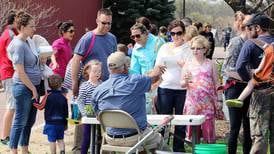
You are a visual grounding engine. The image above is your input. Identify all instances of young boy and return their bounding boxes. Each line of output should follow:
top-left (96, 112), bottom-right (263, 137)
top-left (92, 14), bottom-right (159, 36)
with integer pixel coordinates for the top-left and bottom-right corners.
top-left (225, 40), bottom-right (274, 107)
top-left (43, 74), bottom-right (68, 154)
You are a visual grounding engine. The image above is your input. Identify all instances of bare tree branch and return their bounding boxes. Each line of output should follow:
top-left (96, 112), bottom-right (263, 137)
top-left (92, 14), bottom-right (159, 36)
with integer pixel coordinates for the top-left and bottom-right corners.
top-left (251, 0), bottom-right (263, 12)
top-left (0, 0), bottom-right (59, 38)
top-left (262, 1), bottom-right (274, 13)
top-left (0, 0), bottom-right (16, 32)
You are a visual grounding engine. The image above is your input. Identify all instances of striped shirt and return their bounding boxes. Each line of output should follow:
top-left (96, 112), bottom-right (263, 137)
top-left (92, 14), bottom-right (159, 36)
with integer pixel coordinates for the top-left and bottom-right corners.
top-left (77, 81), bottom-right (98, 116)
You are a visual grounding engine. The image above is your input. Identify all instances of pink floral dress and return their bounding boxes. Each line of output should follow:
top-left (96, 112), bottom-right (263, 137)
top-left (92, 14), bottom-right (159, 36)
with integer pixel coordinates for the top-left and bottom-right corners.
top-left (182, 59), bottom-right (218, 143)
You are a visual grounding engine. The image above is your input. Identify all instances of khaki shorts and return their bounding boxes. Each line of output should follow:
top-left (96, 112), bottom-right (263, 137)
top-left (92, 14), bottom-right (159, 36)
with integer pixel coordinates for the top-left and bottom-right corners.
top-left (105, 127), bottom-right (163, 149)
top-left (2, 78), bottom-right (16, 109)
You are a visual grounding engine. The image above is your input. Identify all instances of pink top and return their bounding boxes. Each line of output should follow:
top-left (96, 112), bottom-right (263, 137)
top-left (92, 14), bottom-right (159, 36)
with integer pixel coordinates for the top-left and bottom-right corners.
top-left (50, 37), bottom-right (72, 78)
top-left (182, 59), bottom-right (218, 120)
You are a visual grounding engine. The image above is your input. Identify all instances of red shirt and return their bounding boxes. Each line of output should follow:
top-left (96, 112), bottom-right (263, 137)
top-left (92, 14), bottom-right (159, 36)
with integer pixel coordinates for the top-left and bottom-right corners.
top-left (0, 26), bottom-right (18, 80)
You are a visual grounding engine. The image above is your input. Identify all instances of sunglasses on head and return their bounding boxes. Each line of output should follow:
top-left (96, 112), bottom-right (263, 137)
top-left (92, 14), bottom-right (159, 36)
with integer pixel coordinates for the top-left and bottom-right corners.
top-left (67, 29), bottom-right (75, 33)
top-left (170, 31), bottom-right (183, 36)
top-left (190, 47), bottom-right (205, 51)
top-left (101, 21), bottom-right (112, 25)
top-left (130, 34), bottom-right (142, 39)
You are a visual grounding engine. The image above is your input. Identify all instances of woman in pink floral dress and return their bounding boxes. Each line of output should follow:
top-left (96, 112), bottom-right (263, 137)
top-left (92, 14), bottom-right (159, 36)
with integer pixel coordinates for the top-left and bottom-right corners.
top-left (180, 35), bottom-right (221, 143)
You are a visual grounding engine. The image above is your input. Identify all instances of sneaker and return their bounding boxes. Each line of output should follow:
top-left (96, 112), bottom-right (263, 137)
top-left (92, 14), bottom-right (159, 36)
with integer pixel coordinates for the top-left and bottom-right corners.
top-left (225, 99), bottom-right (243, 108)
top-left (0, 136), bottom-right (10, 145)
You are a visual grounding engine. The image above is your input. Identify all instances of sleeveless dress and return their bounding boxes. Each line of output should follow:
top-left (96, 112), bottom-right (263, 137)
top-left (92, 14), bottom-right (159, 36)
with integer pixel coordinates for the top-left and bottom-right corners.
top-left (182, 58), bottom-right (217, 143)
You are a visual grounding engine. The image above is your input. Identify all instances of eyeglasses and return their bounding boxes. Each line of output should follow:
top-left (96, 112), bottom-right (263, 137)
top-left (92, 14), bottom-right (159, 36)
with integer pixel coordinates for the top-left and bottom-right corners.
top-left (170, 31), bottom-right (183, 36)
top-left (190, 47), bottom-right (205, 51)
top-left (130, 34), bottom-right (142, 39)
top-left (101, 21), bottom-right (112, 25)
top-left (67, 29), bottom-right (75, 33)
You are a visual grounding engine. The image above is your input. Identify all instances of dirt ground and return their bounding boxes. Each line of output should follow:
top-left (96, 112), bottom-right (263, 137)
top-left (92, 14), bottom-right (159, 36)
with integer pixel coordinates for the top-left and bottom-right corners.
top-left (0, 124), bottom-right (75, 154)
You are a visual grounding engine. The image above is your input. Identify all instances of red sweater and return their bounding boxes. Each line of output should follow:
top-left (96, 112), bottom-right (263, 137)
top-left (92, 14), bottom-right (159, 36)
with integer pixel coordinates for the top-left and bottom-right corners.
top-left (0, 26), bottom-right (17, 80)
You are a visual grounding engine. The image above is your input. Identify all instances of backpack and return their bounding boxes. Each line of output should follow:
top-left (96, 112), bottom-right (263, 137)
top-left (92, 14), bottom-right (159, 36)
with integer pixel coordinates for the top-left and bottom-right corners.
top-left (251, 39), bottom-right (274, 84)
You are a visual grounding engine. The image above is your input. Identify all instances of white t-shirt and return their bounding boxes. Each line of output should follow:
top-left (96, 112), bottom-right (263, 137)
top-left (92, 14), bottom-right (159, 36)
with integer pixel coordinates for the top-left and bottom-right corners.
top-left (155, 42), bottom-right (192, 90)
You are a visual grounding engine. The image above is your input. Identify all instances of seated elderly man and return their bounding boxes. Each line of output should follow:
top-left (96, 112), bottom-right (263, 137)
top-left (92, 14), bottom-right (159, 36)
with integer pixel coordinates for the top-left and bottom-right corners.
top-left (91, 51), bottom-right (167, 149)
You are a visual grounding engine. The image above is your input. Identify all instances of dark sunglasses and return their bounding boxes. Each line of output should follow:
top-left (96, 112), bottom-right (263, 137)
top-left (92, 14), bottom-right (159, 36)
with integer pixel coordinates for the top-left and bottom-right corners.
top-left (130, 34), bottom-right (142, 39)
top-left (170, 31), bottom-right (183, 36)
top-left (101, 21), bottom-right (112, 25)
top-left (67, 29), bottom-right (75, 33)
top-left (190, 47), bottom-right (205, 51)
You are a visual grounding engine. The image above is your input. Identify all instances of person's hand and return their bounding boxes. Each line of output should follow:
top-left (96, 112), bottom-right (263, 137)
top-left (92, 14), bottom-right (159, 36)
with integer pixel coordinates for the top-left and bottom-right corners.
top-left (183, 71), bottom-right (192, 83)
top-left (51, 62), bottom-right (59, 70)
top-left (31, 88), bottom-right (39, 102)
top-left (177, 60), bottom-right (185, 68)
top-left (127, 43), bottom-right (133, 49)
top-left (72, 82), bottom-right (79, 97)
top-left (154, 65), bottom-right (166, 76)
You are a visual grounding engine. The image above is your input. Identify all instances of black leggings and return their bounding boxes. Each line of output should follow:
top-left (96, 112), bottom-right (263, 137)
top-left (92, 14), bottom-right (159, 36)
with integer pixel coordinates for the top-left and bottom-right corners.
top-left (225, 82), bottom-right (252, 154)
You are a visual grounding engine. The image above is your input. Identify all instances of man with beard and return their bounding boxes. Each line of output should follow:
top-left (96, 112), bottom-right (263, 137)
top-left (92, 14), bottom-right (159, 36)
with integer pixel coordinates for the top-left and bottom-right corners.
top-left (236, 13), bottom-right (274, 154)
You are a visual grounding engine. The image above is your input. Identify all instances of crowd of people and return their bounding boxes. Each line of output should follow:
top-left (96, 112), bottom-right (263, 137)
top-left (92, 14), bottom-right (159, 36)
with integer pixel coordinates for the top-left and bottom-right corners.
top-left (0, 7), bottom-right (273, 154)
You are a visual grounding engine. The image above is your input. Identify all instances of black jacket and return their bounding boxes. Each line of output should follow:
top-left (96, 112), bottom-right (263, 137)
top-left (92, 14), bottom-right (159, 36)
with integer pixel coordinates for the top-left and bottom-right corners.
top-left (44, 90), bottom-right (68, 125)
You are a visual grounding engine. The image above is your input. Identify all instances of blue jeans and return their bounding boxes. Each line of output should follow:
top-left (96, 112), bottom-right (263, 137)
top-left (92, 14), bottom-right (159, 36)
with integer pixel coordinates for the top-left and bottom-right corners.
top-left (156, 87), bottom-right (186, 152)
top-left (225, 81), bottom-right (252, 154)
top-left (9, 83), bottom-right (37, 149)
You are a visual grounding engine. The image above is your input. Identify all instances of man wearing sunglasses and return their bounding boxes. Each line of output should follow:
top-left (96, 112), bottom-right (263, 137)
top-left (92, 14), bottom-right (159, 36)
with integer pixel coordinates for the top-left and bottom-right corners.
top-left (70, 8), bottom-right (117, 153)
top-left (71, 8), bottom-right (117, 97)
top-left (236, 13), bottom-right (274, 154)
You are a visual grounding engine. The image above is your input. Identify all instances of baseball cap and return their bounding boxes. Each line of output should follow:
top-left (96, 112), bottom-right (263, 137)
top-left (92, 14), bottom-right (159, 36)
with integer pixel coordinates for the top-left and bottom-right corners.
top-left (245, 13), bottom-right (270, 29)
top-left (107, 52), bottom-right (128, 69)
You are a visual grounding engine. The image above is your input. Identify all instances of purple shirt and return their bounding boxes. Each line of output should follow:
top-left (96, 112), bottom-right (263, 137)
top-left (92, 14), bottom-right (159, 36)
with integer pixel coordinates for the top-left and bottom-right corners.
top-left (50, 37), bottom-right (72, 78)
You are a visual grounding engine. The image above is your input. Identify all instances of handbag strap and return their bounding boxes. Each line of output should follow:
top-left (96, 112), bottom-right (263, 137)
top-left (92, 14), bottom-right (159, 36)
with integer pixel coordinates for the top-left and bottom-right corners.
top-left (82, 31), bottom-right (96, 62)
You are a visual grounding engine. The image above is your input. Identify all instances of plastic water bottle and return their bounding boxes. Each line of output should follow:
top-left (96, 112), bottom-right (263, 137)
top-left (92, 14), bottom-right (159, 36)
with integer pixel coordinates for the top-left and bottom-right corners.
top-left (71, 97), bottom-right (79, 120)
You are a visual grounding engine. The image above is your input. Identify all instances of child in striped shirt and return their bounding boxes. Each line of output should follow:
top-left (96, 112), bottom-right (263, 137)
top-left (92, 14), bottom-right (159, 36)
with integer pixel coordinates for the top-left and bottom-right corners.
top-left (76, 59), bottom-right (102, 154)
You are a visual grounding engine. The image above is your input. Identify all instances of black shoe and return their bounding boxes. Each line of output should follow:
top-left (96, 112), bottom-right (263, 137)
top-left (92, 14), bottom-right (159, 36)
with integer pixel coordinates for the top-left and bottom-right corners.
top-left (0, 136), bottom-right (10, 145)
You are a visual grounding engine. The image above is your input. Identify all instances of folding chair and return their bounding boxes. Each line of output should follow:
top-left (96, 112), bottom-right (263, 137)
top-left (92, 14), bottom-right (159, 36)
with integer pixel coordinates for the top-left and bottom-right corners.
top-left (98, 110), bottom-right (158, 153)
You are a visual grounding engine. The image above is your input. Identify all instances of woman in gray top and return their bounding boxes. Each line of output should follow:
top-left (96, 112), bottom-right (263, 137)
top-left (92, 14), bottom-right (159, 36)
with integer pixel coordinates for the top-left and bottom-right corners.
top-left (222, 12), bottom-right (252, 154)
top-left (8, 11), bottom-right (41, 154)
